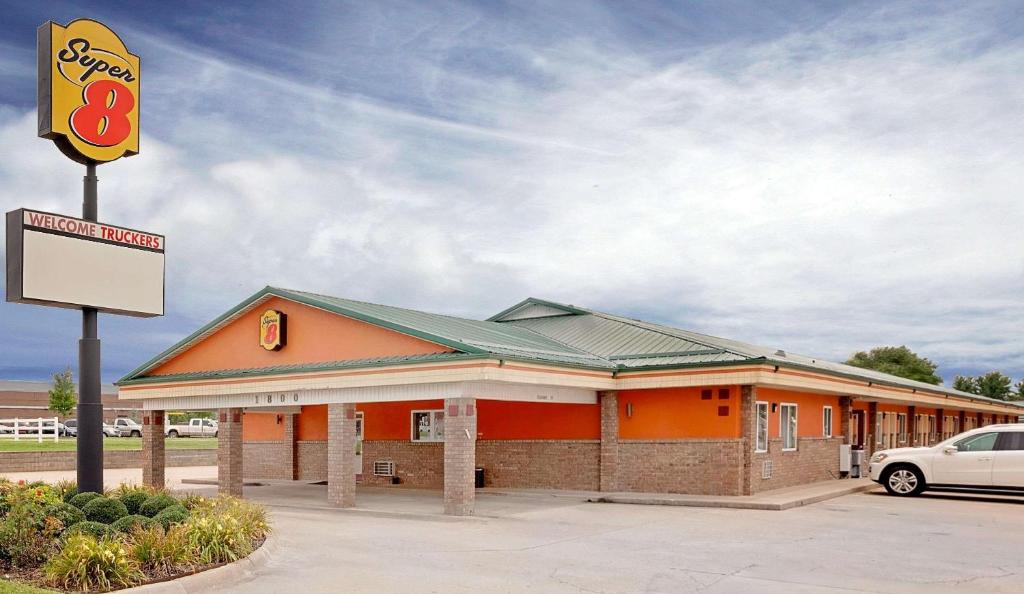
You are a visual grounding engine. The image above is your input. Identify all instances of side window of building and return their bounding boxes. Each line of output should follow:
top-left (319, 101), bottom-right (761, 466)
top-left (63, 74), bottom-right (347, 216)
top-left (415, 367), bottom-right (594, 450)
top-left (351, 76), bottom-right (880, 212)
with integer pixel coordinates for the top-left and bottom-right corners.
top-left (411, 410), bottom-right (445, 442)
top-left (822, 406), bottom-right (833, 438)
top-left (754, 402), bottom-right (768, 452)
top-left (780, 404), bottom-right (797, 451)
top-left (897, 413), bottom-right (907, 444)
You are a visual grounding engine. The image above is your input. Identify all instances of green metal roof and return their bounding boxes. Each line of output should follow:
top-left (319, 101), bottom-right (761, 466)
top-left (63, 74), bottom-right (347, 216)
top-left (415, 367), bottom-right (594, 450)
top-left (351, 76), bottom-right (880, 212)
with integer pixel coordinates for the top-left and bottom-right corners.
top-left (119, 287), bottom-right (615, 385)
top-left (117, 290), bottom-right (1024, 411)
top-left (494, 298), bottom-right (1024, 408)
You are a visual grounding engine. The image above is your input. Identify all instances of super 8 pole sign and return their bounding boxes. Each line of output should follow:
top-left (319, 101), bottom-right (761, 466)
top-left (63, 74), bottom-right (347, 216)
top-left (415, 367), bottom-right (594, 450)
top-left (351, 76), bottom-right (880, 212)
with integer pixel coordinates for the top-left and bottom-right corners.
top-left (38, 19), bottom-right (140, 164)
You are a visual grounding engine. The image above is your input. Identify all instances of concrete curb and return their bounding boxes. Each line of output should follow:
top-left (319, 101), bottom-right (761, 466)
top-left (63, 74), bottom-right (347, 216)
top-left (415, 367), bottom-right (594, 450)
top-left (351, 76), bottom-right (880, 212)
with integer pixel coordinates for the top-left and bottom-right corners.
top-left (119, 531), bottom-right (278, 593)
top-left (592, 482), bottom-right (879, 510)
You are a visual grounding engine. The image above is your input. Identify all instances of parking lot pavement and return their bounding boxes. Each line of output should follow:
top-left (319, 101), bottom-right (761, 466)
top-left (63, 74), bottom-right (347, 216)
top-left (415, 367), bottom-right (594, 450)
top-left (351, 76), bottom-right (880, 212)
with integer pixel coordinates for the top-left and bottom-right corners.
top-left (216, 489), bottom-right (1024, 594)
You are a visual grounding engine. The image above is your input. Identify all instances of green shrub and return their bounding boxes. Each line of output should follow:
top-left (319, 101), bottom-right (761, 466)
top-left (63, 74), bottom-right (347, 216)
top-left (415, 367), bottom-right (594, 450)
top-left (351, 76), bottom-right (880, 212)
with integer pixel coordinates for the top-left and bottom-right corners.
top-left (111, 514), bottom-right (156, 534)
top-left (68, 491), bottom-right (101, 510)
top-left (128, 525), bottom-right (192, 575)
top-left (65, 521), bottom-right (111, 539)
top-left (138, 493), bottom-right (178, 518)
top-left (153, 505), bottom-right (189, 531)
top-left (82, 497), bottom-right (129, 524)
top-left (182, 514), bottom-right (252, 564)
top-left (45, 533), bottom-right (143, 591)
top-left (48, 502), bottom-right (86, 531)
top-left (119, 490), bottom-right (150, 515)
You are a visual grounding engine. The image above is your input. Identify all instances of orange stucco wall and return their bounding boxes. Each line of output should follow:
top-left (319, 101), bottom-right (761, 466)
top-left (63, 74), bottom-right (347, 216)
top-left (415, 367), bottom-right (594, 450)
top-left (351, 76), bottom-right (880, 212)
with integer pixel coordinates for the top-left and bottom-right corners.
top-left (618, 386), bottom-right (743, 439)
top-left (151, 297), bottom-right (453, 376)
top-left (756, 388), bottom-right (840, 438)
top-left (358, 400), bottom-right (444, 440)
top-left (476, 401), bottom-right (600, 440)
top-left (242, 412), bottom-right (286, 441)
top-left (282, 399), bottom-right (600, 442)
top-left (298, 404), bottom-right (328, 441)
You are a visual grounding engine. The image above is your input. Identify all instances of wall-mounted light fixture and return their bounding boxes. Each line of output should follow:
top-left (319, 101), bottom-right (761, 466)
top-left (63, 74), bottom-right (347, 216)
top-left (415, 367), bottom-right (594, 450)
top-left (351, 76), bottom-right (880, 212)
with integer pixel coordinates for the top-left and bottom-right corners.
top-left (276, 414), bottom-right (283, 425)
top-left (771, 403), bottom-right (778, 413)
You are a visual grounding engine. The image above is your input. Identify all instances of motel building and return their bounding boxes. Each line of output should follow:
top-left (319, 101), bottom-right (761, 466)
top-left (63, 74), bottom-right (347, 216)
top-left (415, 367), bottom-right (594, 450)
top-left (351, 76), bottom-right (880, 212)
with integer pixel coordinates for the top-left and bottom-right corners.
top-left (118, 287), bottom-right (1024, 515)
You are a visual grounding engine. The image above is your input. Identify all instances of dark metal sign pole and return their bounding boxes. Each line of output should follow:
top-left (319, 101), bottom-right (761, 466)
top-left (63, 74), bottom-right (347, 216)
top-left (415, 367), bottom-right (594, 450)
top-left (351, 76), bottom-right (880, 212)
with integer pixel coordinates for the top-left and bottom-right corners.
top-left (78, 162), bottom-right (102, 493)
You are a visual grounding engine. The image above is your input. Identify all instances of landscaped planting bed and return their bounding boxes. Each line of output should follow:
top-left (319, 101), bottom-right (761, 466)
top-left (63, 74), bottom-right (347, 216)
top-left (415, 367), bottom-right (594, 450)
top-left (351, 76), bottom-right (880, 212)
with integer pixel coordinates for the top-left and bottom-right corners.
top-left (0, 479), bottom-right (270, 592)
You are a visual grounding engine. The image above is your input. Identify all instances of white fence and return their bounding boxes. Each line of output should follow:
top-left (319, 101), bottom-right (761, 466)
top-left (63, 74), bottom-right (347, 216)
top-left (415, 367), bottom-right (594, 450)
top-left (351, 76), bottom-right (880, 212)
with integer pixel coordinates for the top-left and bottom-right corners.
top-left (0, 417), bottom-right (61, 443)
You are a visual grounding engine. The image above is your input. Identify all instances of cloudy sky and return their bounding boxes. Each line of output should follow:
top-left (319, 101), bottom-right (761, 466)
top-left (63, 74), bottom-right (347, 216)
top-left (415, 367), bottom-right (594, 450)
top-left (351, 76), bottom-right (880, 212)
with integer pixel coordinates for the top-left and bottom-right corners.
top-left (0, 0), bottom-right (1021, 383)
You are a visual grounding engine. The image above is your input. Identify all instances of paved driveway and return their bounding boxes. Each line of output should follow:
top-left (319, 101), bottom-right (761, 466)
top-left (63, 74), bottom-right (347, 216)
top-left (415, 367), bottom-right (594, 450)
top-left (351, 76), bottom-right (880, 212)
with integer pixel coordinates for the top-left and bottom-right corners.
top-left (216, 489), bottom-right (1024, 593)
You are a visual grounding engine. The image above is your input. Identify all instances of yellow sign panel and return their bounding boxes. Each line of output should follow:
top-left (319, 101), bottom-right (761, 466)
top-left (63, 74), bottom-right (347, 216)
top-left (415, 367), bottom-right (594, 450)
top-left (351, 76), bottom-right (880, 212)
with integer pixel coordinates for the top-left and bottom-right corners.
top-left (38, 19), bottom-right (140, 164)
top-left (259, 310), bottom-right (287, 351)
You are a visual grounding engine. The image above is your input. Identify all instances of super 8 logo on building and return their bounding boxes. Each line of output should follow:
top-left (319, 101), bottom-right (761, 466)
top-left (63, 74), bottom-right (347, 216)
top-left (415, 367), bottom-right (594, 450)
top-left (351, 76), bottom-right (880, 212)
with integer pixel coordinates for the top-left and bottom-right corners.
top-left (38, 19), bottom-right (140, 164)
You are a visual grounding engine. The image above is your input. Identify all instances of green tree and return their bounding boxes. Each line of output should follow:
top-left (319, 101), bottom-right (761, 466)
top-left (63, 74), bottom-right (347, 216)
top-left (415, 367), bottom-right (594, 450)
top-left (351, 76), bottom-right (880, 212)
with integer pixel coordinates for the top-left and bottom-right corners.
top-left (953, 375), bottom-right (978, 394)
top-left (48, 368), bottom-right (76, 416)
top-left (846, 346), bottom-right (942, 385)
top-left (974, 371), bottom-right (1014, 400)
top-left (1016, 379), bottom-right (1024, 401)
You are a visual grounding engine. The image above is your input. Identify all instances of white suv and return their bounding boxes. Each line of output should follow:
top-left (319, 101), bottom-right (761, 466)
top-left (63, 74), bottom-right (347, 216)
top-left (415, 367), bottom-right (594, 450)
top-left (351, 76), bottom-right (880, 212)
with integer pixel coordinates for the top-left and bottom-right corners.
top-left (870, 424), bottom-right (1024, 496)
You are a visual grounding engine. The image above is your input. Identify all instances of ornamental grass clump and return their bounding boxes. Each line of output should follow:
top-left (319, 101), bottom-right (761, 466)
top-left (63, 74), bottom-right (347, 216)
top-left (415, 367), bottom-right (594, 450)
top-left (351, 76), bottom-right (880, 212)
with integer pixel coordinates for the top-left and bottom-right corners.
top-left (138, 493), bottom-right (177, 518)
top-left (44, 533), bottom-right (144, 592)
top-left (127, 525), bottom-right (192, 576)
top-left (82, 497), bottom-right (129, 524)
top-left (182, 514), bottom-right (251, 564)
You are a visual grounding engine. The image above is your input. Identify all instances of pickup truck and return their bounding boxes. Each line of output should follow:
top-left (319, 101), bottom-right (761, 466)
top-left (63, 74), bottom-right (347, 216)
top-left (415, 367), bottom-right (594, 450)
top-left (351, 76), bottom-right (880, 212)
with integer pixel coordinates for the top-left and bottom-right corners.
top-left (165, 418), bottom-right (218, 438)
top-left (113, 417), bottom-right (143, 437)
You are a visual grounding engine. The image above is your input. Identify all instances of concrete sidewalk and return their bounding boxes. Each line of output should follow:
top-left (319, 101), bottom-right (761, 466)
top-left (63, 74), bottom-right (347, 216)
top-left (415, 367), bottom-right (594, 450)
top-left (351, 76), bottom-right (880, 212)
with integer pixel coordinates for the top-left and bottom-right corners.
top-left (482, 478), bottom-right (879, 510)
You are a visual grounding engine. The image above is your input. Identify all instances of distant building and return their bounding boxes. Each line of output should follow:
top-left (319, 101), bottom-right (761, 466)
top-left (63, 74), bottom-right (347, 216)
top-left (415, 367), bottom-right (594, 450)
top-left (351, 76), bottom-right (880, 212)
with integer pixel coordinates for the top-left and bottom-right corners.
top-left (0, 380), bottom-right (141, 422)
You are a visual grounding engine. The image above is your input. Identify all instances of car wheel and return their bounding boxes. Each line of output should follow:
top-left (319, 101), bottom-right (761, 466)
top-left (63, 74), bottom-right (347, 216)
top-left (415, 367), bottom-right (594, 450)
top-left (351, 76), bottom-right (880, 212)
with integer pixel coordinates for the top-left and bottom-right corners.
top-left (168, 430), bottom-right (179, 438)
top-left (883, 465), bottom-right (925, 496)
top-left (131, 430), bottom-right (141, 437)
top-left (213, 431), bottom-right (218, 438)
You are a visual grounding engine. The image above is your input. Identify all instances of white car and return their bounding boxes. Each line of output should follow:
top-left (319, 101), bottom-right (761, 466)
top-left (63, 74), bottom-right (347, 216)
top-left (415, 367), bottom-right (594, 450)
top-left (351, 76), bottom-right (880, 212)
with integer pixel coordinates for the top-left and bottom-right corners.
top-left (870, 424), bottom-right (1024, 496)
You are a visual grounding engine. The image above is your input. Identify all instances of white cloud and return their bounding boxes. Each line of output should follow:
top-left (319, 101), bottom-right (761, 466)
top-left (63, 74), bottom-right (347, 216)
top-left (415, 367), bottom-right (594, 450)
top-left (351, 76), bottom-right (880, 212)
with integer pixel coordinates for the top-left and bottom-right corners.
top-left (0, 2), bottom-right (1021, 381)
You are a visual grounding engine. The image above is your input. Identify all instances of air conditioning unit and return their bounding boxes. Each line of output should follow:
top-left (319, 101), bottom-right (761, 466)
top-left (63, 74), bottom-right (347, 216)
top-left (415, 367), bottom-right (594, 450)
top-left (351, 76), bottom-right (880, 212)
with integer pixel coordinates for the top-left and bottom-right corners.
top-left (373, 460), bottom-right (395, 477)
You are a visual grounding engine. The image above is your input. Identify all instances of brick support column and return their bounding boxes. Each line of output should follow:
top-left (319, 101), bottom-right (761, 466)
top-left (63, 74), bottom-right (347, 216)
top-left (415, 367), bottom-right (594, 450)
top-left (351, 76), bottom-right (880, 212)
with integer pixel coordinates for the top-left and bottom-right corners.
top-left (959, 410), bottom-right (967, 433)
top-left (866, 402), bottom-right (878, 456)
top-left (976, 412), bottom-right (984, 427)
top-left (218, 408), bottom-right (244, 497)
top-left (283, 413), bottom-right (297, 480)
top-left (935, 408), bottom-right (945, 445)
top-left (443, 397), bottom-right (477, 516)
top-left (599, 391), bottom-right (619, 492)
top-left (327, 403), bottom-right (357, 508)
top-left (141, 410), bottom-right (165, 488)
top-left (740, 386), bottom-right (756, 495)
top-left (907, 406), bottom-right (917, 446)
top-left (839, 397), bottom-right (852, 444)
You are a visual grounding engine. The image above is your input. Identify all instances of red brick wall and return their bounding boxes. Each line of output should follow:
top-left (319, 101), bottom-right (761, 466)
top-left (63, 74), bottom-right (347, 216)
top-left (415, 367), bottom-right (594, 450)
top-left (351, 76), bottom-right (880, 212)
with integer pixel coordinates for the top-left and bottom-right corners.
top-left (296, 440), bottom-right (327, 481)
top-left (476, 440), bottom-right (600, 490)
top-left (0, 449), bottom-right (215, 473)
top-left (243, 441), bottom-right (292, 480)
top-left (618, 439), bottom-right (745, 495)
top-left (750, 437), bottom-right (841, 492)
top-left (360, 440), bottom-right (444, 488)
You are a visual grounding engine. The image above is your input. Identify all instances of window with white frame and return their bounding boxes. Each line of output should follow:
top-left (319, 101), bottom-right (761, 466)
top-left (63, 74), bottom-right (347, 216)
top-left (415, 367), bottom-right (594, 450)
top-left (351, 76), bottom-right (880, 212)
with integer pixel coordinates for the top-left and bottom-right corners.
top-left (755, 401), bottom-right (768, 452)
top-left (823, 406), bottom-right (833, 438)
top-left (897, 413), bottom-right (907, 444)
top-left (411, 409), bottom-right (445, 442)
top-left (780, 404), bottom-right (798, 451)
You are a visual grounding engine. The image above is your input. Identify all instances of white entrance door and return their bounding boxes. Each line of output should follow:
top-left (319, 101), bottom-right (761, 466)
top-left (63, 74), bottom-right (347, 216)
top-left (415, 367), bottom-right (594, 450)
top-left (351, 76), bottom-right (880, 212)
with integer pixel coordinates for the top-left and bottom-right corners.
top-left (993, 431), bottom-right (1024, 487)
top-left (931, 431), bottom-right (997, 486)
top-left (354, 411), bottom-right (364, 475)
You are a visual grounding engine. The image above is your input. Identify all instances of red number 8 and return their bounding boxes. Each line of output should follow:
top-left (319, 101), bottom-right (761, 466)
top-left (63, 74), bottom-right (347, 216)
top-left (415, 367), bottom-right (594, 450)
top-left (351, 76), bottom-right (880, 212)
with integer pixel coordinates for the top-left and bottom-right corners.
top-left (70, 79), bottom-right (135, 147)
